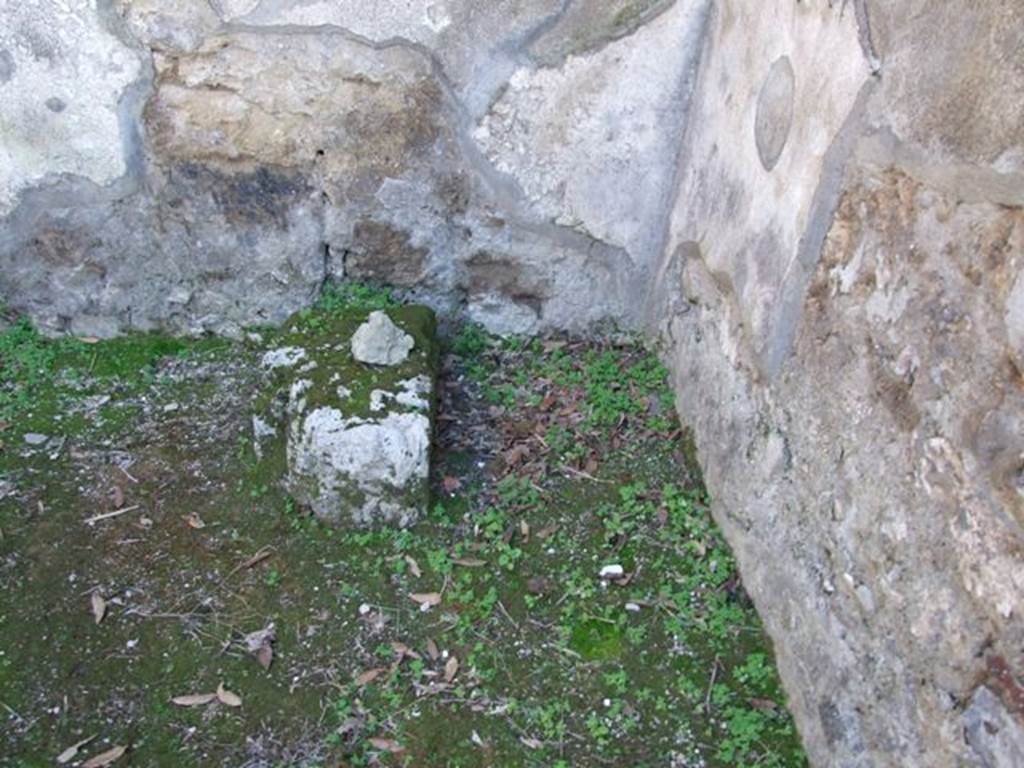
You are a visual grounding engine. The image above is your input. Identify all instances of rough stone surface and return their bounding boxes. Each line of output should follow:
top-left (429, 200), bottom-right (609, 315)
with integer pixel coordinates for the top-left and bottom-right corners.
top-left (2, 0), bottom-right (672, 338)
top-left (255, 309), bottom-right (437, 528)
top-left (289, 407), bottom-right (430, 528)
top-left (474, 0), bottom-right (708, 263)
top-left (351, 311), bottom-right (415, 367)
top-left (649, 2), bottom-right (1024, 766)
top-left (0, 0), bottom-right (143, 217)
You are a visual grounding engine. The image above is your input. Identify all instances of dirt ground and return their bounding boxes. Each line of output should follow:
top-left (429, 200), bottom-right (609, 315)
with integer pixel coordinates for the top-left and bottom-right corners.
top-left (0, 288), bottom-right (805, 767)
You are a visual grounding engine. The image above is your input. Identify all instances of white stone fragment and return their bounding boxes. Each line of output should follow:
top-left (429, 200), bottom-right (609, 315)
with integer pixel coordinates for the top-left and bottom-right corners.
top-left (599, 565), bottom-right (625, 580)
top-left (261, 347), bottom-right (307, 370)
top-left (370, 390), bottom-right (393, 413)
top-left (351, 312), bottom-right (415, 366)
top-left (396, 376), bottom-right (432, 410)
top-left (252, 415), bottom-right (277, 460)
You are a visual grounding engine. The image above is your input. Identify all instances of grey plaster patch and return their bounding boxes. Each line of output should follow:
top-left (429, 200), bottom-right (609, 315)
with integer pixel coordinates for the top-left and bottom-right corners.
top-left (755, 56), bottom-right (795, 172)
top-left (0, 48), bottom-right (14, 82)
top-left (963, 687), bottom-right (1024, 768)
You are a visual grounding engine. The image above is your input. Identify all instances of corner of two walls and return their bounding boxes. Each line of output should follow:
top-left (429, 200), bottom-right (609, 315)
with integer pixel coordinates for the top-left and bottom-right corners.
top-left (651, 1), bottom-right (1024, 766)
top-left (3, 2), bottom-right (1023, 766)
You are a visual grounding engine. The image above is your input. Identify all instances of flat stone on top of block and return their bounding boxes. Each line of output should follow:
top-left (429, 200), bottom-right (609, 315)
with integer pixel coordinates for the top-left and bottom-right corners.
top-left (351, 311), bottom-right (416, 366)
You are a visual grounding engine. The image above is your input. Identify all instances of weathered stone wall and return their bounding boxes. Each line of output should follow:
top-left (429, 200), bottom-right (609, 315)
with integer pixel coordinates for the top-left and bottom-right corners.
top-left (1, 1), bottom-right (1022, 766)
top-left (649, 2), bottom-right (1024, 766)
top-left (0, 0), bottom-right (708, 338)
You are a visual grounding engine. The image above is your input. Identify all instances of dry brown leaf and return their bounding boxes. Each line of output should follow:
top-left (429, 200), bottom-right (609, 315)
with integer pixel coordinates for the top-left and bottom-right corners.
top-left (527, 576), bottom-right (551, 595)
top-left (57, 735), bottom-right (97, 764)
top-left (91, 593), bottom-right (107, 625)
top-left (82, 745), bottom-right (127, 768)
top-left (171, 693), bottom-right (217, 707)
top-left (255, 645), bottom-right (273, 671)
top-left (391, 641), bottom-right (421, 660)
top-left (355, 668), bottom-right (386, 687)
top-left (537, 524), bottom-right (560, 540)
top-left (410, 592), bottom-right (442, 607)
top-left (442, 476), bottom-right (461, 493)
top-left (521, 737), bottom-right (544, 750)
top-left (444, 656), bottom-right (459, 683)
top-left (216, 683), bottom-right (242, 708)
top-left (748, 697), bottom-right (779, 713)
top-left (185, 513), bottom-right (206, 530)
top-left (451, 558), bottom-right (486, 568)
top-left (520, 521), bottom-right (530, 541)
top-left (80, 336), bottom-right (101, 345)
top-left (109, 486), bottom-right (125, 509)
top-left (426, 638), bottom-right (440, 660)
top-left (244, 624), bottom-right (276, 671)
top-left (404, 555), bottom-right (422, 578)
top-left (368, 737), bottom-right (406, 754)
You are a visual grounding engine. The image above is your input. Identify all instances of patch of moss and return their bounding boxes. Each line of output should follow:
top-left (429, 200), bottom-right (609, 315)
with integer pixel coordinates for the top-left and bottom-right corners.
top-left (571, 619), bottom-right (626, 661)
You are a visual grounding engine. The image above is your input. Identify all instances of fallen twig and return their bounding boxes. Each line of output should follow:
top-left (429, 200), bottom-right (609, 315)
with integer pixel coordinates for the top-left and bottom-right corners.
top-left (559, 464), bottom-right (612, 484)
top-left (496, 600), bottom-right (519, 630)
top-left (228, 547), bottom-right (275, 577)
top-left (704, 654), bottom-right (721, 716)
top-left (1, 699), bottom-right (25, 723)
top-left (84, 505), bottom-right (141, 526)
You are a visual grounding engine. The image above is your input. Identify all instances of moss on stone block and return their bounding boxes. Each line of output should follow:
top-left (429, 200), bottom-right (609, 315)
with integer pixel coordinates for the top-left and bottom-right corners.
top-left (252, 305), bottom-right (439, 529)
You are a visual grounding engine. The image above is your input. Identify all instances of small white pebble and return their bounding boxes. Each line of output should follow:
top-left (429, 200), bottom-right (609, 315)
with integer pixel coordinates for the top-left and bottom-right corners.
top-left (358, 603), bottom-right (371, 616)
top-left (603, 698), bottom-right (612, 708)
top-left (625, 602), bottom-right (641, 613)
top-left (599, 565), bottom-right (624, 579)
top-left (126, 639), bottom-right (139, 650)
